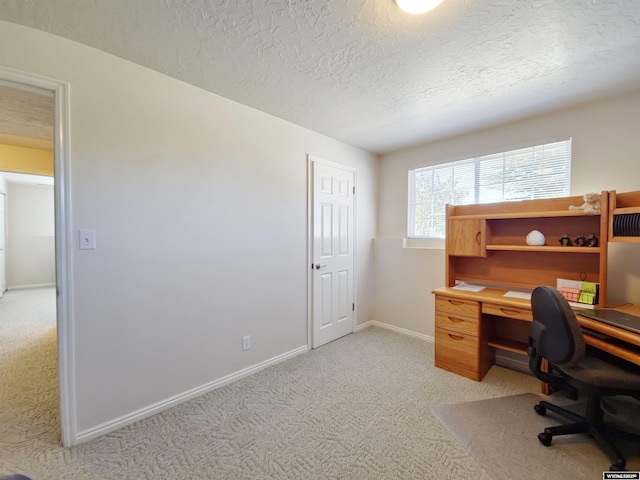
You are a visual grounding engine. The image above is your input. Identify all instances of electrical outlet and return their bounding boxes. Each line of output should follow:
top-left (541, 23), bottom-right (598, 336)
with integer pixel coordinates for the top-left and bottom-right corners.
top-left (242, 335), bottom-right (251, 351)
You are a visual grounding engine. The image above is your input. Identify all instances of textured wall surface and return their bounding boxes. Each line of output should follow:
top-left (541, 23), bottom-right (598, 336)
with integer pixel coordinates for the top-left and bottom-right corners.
top-left (0, 0), bottom-right (639, 152)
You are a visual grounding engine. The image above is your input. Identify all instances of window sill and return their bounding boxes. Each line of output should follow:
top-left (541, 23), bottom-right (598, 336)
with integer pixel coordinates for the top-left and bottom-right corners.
top-left (402, 237), bottom-right (445, 249)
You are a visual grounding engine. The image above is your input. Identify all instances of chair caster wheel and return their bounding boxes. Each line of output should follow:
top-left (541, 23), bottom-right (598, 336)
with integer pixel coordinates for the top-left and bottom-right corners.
top-left (534, 404), bottom-right (546, 416)
top-left (538, 432), bottom-right (552, 446)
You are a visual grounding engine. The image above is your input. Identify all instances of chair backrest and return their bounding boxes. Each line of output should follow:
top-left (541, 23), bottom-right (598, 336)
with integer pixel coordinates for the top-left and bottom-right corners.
top-left (529, 286), bottom-right (586, 368)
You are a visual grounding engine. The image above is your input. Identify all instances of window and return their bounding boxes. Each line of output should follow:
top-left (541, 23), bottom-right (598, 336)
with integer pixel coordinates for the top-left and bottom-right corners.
top-left (408, 139), bottom-right (572, 238)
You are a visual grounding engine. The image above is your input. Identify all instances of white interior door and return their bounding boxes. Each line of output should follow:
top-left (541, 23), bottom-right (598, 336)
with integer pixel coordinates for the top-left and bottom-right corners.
top-left (0, 192), bottom-right (6, 297)
top-left (311, 160), bottom-right (355, 348)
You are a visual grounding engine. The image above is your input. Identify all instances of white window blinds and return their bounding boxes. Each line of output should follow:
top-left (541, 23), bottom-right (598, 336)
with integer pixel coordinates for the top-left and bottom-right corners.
top-left (408, 139), bottom-right (572, 238)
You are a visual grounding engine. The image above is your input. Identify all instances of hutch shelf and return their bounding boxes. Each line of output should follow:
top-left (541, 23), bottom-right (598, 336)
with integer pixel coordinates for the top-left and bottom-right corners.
top-left (445, 192), bottom-right (609, 304)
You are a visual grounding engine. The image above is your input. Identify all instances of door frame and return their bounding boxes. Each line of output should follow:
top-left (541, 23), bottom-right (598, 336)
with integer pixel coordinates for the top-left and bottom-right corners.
top-left (0, 192), bottom-right (5, 296)
top-left (307, 155), bottom-right (357, 349)
top-left (0, 66), bottom-right (75, 446)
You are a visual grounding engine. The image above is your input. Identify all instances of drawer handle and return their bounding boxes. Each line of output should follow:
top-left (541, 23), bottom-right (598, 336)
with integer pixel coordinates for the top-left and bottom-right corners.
top-left (448, 300), bottom-right (464, 306)
top-left (475, 231), bottom-right (482, 245)
top-left (500, 308), bottom-right (521, 316)
top-left (448, 334), bottom-right (464, 341)
top-left (449, 317), bottom-right (464, 323)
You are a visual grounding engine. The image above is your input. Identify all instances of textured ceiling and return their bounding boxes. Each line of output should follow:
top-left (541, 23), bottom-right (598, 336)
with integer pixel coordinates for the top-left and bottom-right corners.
top-left (1, 0), bottom-right (640, 153)
top-left (0, 84), bottom-right (53, 150)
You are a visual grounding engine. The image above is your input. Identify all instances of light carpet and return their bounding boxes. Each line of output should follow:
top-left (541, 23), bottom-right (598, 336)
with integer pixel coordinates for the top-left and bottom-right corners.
top-left (432, 392), bottom-right (640, 480)
top-left (2, 287), bottom-right (550, 479)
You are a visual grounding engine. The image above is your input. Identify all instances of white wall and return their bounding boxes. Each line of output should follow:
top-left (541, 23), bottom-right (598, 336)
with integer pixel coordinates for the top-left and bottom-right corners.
top-left (0, 21), bottom-right (378, 442)
top-left (377, 91), bottom-right (640, 338)
top-left (5, 182), bottom-right (55, 288)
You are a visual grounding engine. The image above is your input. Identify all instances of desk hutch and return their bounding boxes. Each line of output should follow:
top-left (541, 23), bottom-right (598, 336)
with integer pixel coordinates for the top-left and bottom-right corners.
top-left (433, 190), bottom-right (640, 383)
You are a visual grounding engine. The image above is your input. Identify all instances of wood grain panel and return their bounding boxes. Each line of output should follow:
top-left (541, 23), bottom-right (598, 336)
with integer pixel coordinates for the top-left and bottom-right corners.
top-left (451, 250), bottom-right (601, 290)
top-left (435, 311), bottom-right (480, 336)
top-left (435, 296), bottom-right (480, 317)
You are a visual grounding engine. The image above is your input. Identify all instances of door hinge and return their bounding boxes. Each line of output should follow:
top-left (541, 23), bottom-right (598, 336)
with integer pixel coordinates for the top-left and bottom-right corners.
top-left (353, 186), bottom-right (356, 194)
top-left (352, 303), bottom-right (355, 311)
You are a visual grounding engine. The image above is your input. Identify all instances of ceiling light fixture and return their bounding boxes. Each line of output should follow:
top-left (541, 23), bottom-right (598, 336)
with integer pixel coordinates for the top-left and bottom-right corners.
top-left (394, 0), bottom-right (444, 14)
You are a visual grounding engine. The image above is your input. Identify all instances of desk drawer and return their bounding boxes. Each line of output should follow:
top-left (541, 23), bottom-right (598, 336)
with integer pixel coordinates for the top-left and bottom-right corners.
top-left (435, 311), bottom-right (480, 336)
top-left (435, 296), bottom-right (480, 318)
top-left (482, 302), bottom-right (532, 322)
top-left (435, 327), bottom-right (480, 372)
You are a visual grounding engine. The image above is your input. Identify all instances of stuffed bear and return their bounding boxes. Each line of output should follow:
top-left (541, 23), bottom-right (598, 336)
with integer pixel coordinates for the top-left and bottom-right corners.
top-left (569, 192), bottom-right (601, 214)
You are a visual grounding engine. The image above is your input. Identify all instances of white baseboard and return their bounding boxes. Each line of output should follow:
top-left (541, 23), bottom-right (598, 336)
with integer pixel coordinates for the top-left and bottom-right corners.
top-left (76, 323), bottom-right (434, 444)
top-left (76, 344), bottom-right (310, 444)
top-left (356, 320), bottom-right (434, 343)
top-left (8, 283), bottom-right (56, 290)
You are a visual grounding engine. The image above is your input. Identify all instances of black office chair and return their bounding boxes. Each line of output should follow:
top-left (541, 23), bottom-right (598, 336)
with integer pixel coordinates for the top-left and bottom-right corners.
top-left (528, 286), bottom-right (640, 471)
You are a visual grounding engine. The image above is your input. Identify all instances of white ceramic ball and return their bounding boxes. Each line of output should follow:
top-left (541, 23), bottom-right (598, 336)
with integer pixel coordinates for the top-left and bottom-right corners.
top-left (526, 230), bottom-right (545, 246)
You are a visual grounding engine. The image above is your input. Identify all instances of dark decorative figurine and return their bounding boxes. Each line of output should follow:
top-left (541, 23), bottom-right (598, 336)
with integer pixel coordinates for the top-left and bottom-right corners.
top-left (559, 235), bottom-right (572, 246)
top-left (586, 233), bottom-right (599, 247)
top-left (574, 235), bottom-right (587, 247)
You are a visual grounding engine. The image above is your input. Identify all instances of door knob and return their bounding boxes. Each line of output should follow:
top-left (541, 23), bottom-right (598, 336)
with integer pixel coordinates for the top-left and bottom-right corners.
top-left (315, 264), bottom-right (327, 270)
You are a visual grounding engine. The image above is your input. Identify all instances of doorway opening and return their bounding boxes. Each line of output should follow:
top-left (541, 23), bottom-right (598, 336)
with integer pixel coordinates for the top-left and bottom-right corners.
top-left (0, 68), bottom-right (74, 446)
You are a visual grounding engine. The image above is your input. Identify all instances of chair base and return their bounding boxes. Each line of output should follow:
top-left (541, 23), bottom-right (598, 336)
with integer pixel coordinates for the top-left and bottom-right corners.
top-left (534, 396), bottom-right (640, 471)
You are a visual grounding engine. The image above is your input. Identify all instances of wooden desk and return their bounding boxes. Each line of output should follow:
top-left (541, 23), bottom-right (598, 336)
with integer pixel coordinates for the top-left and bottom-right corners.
top-left (432, 286), bottom-right (640, 383)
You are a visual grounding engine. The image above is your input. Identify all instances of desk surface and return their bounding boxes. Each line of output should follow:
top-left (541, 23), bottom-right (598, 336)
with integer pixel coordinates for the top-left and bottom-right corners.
top-left (433, 286), bottom-right (532, 308)
top-left (433, 286), bottom-right (640, 366)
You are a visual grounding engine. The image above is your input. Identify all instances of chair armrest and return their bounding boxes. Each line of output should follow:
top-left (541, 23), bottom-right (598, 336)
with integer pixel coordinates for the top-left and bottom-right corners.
top-left (529, 355), bottom-right (565, 387)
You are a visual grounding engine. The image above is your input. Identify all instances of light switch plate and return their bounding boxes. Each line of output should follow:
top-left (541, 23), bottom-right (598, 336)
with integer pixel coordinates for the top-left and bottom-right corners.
top-left (79, 229), bottom-right (96, 250)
